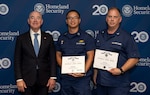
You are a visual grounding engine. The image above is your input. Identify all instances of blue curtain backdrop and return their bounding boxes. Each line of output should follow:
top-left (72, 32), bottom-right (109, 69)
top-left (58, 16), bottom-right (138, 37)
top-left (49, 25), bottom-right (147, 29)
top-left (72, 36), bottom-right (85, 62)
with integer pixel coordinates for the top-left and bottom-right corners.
top-left (0, 0), bottom-right (150, 95)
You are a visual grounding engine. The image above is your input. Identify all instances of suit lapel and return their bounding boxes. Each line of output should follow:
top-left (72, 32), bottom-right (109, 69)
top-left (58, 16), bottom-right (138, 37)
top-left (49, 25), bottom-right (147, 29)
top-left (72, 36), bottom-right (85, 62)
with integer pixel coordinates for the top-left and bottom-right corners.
top-left (26, 32), bottom-right (37, 57)
top-left (38, 32), bottom-right (46, 56)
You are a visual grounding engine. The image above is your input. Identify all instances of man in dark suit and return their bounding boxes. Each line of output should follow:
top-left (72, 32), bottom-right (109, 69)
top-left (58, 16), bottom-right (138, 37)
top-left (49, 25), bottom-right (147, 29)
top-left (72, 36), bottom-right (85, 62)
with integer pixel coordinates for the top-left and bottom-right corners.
top-left (14, 11), bottom-right (57, 95)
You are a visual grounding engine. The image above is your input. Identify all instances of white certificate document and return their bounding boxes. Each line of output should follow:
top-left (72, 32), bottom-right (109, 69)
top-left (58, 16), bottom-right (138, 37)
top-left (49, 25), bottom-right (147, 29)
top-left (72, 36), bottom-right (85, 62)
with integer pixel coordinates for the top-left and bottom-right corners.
top-left (93, 49), bottom-right (119, 70)
top-left (61, 56), bottom-right (85, 74)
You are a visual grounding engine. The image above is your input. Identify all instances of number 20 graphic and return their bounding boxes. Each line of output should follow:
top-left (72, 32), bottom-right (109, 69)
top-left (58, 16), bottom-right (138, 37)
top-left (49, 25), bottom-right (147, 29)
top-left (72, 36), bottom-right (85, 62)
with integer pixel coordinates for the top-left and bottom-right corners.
top-left (130, 82), bottom-right (147, 93)
top-left (131, 31), bottom-right (149, 43)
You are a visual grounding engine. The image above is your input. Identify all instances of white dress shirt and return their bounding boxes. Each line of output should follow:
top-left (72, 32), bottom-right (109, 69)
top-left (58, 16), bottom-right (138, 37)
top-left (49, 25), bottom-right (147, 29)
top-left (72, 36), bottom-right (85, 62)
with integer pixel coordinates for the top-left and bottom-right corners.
top-left (30, 29), bottom-right (41, 47)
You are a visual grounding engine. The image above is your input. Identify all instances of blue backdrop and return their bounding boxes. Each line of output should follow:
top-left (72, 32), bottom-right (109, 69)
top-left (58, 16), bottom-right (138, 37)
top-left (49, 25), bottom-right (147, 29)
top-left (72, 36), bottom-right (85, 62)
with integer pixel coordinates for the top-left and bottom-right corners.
top-left (0, 0), bottom-right (150, 95)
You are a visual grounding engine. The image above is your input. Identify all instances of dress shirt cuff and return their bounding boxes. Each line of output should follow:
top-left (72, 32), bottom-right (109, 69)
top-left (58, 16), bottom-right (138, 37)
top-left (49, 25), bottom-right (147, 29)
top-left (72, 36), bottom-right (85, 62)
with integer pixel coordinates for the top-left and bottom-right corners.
top-left (16, 79), bottom-right (23, 82)
top-left (50, 77), bottom-right (57, 80)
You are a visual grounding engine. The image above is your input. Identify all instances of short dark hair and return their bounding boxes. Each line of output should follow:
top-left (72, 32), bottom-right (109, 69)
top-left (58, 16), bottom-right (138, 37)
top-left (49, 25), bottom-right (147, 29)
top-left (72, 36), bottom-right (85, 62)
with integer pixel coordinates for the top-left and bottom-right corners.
top-left (107, 7), bottom-right (121, 16)
top-left (66, 10), bottom-right (80, 19)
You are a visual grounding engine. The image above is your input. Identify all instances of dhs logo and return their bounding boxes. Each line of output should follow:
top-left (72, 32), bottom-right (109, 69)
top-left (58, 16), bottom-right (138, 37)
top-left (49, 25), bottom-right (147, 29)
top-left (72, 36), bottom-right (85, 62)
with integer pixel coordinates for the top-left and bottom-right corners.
top-left (85, 30), bottom-right (95, 38)
top-left (122, 5), bottom-right (133, 17)
top-left (0, 58), bottom-right (11, 69)
top-left (48, 82), bottom-right (61, 93)
top-left (85, 29), bottom-right (99, 39)
top-left (0, 4), bottom-right (9, 15)
top-left (34, 3), bottom-right (45, 15)
top-left (45, 30), bottom-right (60, 41)
top-left (53, 82), bottom-right (61, 92)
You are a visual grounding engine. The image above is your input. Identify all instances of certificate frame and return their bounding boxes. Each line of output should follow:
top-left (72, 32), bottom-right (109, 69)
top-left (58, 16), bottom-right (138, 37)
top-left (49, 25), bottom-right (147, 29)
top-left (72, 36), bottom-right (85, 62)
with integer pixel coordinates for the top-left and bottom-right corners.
top-left (93, 49), bottom-right (119, 70)
top-left (61, 56), bottom-right (85, 74)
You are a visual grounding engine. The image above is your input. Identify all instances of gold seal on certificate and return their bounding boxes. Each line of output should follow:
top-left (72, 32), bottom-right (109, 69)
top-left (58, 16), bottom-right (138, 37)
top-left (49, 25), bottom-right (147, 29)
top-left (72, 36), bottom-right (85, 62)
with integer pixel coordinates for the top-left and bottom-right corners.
top-left (93, 49), bottom-right (119, 70)
top-left (61, 56), bottom-right (85, 74)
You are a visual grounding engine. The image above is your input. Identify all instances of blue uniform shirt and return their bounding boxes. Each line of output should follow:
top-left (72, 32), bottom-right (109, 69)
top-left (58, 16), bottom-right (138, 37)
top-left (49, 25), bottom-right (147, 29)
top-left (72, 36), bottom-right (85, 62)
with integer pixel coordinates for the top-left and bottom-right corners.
top-left (56, 30), bottom-right (95, 56)
top-left (56, 29), bottom-right (96, 78)
top-left (95, 27), bottom-right (140, 87)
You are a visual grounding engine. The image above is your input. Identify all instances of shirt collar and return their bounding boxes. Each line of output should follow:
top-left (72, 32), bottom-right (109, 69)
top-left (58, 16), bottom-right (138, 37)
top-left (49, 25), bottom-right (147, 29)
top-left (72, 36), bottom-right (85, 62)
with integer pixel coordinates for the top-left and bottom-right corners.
top-left (64, 30), bottom-right (81, 39)
top-left (30, 29), bottom-right (41, 35)
top-left (102, 27), bottom-right (121, 36)
top-left (64, 29), bottom-right (81, 36)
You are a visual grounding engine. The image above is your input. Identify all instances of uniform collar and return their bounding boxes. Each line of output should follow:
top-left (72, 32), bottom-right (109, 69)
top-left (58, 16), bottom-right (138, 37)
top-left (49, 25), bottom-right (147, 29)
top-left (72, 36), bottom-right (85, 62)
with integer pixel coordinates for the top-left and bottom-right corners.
top-left (64, 30), bottom-right (81, 38)
top-left (101, 27), bottom-right (121, 36)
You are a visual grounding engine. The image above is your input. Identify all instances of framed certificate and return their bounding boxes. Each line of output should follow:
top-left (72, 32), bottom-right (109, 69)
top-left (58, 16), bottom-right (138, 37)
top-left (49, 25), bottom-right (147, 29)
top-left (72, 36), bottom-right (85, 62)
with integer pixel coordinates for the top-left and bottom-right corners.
top-left (93, 49), bottom-right (119, 70)
top-left (61, 56), bottom-right (85, 74)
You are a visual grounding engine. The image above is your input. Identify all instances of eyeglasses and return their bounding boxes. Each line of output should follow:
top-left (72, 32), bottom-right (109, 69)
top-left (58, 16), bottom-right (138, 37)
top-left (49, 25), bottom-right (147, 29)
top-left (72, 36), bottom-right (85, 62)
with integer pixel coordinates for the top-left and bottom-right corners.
top-left (66, 16), bottom-right (79, 20)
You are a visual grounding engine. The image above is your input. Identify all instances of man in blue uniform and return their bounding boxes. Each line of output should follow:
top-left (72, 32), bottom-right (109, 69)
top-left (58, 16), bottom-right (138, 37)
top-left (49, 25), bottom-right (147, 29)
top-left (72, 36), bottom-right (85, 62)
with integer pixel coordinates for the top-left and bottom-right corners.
top-left (93, 7), bottom-right (140, 95)
top-left (56, 10), bottom-right (95, 95)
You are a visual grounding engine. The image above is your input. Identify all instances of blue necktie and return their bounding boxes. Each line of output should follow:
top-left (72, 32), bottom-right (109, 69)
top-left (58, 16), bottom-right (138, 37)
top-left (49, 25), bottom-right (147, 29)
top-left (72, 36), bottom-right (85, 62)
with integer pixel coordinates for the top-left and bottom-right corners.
top-left (34, 34), bottom-right (39, 56)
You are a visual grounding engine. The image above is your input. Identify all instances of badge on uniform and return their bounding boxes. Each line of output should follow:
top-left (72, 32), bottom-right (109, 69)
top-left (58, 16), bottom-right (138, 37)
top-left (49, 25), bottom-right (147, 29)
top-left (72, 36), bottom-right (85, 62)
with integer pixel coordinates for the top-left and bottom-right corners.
top-left (61, 40), bottom-right (64, 44)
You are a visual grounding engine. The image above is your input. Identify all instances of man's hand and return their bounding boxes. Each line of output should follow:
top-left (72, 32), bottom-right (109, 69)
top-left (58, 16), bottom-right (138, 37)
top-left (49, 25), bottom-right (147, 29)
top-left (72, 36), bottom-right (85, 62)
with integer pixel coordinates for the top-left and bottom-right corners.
top-left (16, 80), bottom-right (27, 92)
top-left (108, 68), bottom-right (122, 75)
top-left (46, 79), bottom-right (56, 92)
